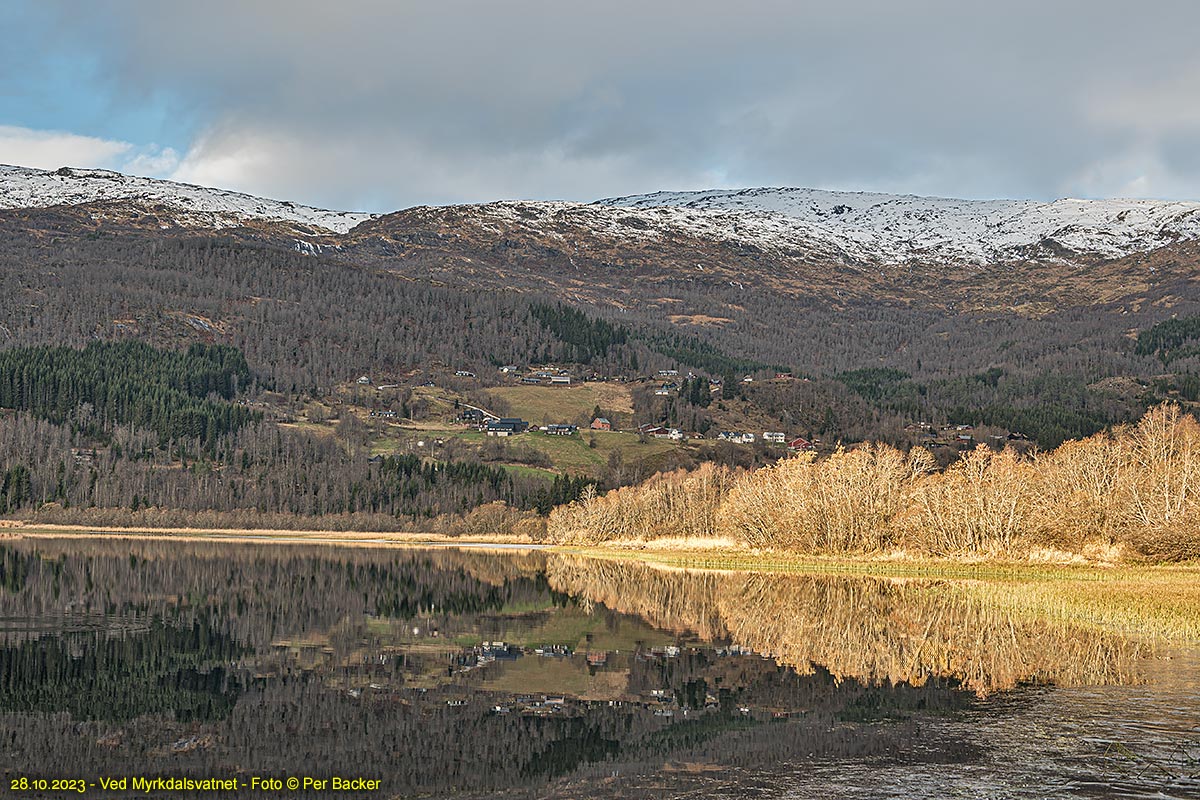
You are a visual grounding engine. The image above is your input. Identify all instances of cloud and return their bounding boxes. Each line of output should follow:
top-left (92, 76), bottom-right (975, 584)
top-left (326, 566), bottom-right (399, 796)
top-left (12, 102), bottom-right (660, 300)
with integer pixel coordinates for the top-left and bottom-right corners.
top-left (14, 0), bottom-right (1200, 208)
top-left (0, 126), bottom-right (132, 171)
top-left (0, 125), bottom-right (183, 181)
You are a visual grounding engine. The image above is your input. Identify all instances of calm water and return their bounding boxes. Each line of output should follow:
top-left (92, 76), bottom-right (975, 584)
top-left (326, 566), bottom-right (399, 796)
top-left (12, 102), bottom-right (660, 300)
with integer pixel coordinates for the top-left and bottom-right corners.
top-left (0, 538), bottom-right (1196, 799)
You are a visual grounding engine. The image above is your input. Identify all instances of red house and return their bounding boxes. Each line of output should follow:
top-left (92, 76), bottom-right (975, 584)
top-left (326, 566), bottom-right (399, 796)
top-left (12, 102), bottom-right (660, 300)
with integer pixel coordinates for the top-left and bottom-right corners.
top-left (788, 437), bottom-right (815, 452)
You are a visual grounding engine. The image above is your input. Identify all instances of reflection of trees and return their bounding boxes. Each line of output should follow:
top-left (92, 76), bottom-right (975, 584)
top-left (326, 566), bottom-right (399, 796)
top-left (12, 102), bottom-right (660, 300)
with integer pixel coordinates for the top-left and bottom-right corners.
top-left (0, 541), bottom-right (990, 796)
top-left (0, 619), bottom-right (244, 722)
top-left (545, 556), bottom-right (1145, 695)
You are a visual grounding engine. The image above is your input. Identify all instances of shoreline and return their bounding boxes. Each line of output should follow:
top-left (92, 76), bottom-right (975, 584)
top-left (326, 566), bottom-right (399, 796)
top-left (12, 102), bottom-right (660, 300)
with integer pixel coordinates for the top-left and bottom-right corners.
top-left (3, 523), bottom-right (541, 550)
top-left (6, 522), bottom-right (1199, 580)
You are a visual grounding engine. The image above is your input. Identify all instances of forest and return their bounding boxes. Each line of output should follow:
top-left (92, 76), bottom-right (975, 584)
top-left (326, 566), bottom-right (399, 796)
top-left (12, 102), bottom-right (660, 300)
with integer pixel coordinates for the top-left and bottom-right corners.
top-left (546, 403), bottom-right (1200, 562)
top-left (0, 219), bottom-right (1197, 532)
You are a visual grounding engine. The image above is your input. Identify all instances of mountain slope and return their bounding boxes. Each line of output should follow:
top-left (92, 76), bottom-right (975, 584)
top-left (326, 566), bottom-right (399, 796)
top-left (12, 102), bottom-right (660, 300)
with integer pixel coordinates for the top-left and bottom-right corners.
top-left (596, 187), bottom-right (1200, 264)
top-left (0, 164), bottom-right (374, 234)
top-left (3, 164), bottom-right (1200, 266)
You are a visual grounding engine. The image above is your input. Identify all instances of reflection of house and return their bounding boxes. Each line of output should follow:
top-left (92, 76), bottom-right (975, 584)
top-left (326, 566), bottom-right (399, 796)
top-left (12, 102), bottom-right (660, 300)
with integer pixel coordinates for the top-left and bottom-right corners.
top-left (763, 431), bottom-right (786, 444)
top-left (545, 424), bottom-right (577, 436)
top-left (486, 418), bottom-right (529, 436)
top-left (590, 417), bottom-right (612, 431)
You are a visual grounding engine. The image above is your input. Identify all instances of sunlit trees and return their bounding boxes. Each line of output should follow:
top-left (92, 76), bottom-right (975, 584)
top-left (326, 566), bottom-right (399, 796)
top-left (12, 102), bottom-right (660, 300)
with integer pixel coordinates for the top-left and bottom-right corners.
top-left (547, 404), bottom-right (1200, 562)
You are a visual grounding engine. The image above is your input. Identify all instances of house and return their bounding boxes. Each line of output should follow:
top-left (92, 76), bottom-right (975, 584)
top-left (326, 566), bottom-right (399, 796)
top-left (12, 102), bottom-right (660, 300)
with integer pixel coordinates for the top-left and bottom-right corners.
top-left (486, 418), bottom-right (529, 437)
top-left (774, 372), bottom-right (794, 380)
top-left (667, 428), bottom-right (684, 440)
top-left (742, 375), bottom-right (754, 383)
top-left (545, 424), bottom-right (577, 436)
top-left (788, 437), bottom-right (816, 452)
top-left (591, 417), bottom-right (612, 431)
top-left (763, 431), bottom-right (786, 444)
top-left (498, 365), bottom-right (519, 373)
top-left (718, 431), bottom-right (755, 444)
top-left (657, 369), bottom-right (679, 377)
top-left (549, 375), bottom-right (571, 385)
top-left (461, 408), bottom-right (485, 424)
top-left (654, 387), bottom-right (671, 396)
top-left (454, 370), bottom-right (476, 378)
top-left (357, 375), bottom-right (371, 385)
top-left (520, 376), bottom-right (542, 385)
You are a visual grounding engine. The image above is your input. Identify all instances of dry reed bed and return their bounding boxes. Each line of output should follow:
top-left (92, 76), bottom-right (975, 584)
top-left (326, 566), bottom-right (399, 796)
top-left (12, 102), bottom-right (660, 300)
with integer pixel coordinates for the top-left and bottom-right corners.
top-left (548, 404), bottom-right (1200, 562)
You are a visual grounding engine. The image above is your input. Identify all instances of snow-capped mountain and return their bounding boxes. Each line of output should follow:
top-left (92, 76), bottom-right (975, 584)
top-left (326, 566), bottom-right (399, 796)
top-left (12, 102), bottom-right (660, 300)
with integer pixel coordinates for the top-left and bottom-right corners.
top-left (595, 187), bottom-right (1200, 264)
top-left (3, 164), bottom-right (1200, 265)
top-left (0, 164), bottom-right (373, 234)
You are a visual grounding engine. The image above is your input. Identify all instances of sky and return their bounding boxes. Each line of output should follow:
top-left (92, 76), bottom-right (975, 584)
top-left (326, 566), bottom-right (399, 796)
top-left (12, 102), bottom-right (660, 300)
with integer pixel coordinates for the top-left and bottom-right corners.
top-left (2, 0), bottom-right (1200, 212)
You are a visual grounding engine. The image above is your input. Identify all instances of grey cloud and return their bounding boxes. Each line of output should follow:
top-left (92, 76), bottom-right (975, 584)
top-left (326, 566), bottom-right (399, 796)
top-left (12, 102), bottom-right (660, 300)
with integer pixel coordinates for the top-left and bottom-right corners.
top-left (28, 0), bottom-right (1200, 209)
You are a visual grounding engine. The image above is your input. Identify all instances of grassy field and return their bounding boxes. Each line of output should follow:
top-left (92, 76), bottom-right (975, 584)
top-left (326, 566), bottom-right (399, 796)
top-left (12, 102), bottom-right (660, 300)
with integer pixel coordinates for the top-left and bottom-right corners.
top-left (486, 382), bottom-right (634, 427)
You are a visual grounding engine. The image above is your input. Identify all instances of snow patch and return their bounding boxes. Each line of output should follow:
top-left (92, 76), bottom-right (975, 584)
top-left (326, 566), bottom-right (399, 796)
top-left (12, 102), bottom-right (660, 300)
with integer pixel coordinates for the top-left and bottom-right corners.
top-left (0, 164), bottom-right (374, 234)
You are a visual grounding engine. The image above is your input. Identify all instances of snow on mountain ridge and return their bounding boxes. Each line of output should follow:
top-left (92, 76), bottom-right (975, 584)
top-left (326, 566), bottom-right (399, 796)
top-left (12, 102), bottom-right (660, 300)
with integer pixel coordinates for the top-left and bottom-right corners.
top-left (3, 163), bottom-right (1199, 264)
top-left (0, 164), bottom-right (374, 234)
top-left (594, 187), bottom-right (1200, 263)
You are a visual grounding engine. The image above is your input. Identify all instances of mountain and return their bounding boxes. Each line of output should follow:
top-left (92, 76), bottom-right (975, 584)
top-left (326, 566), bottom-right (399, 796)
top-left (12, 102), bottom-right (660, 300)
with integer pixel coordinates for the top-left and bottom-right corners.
top-left (595, 187), bottom-right (1200, 264)
top-left (0, 164), bottom-right (373, 234)
top-left (5, 164), bottom-right (1200, 268)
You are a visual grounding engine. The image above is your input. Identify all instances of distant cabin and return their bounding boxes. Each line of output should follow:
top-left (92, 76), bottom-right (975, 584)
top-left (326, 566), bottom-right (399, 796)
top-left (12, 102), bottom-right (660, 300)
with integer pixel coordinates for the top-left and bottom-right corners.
top-left (763, 431), bottom-right (786, 443)
top-left (455, 370), bottom-right (476, 378)
top-left (461, 408), bottom-right (485, 423)
top-left (357, 375), bottom-right (371, 385)
top-left (549, 375), bottom-right (571, 385)
top-left (546, 424), bottom-right (577, 436)
top-left (590, 417), bottom-right (612, 431)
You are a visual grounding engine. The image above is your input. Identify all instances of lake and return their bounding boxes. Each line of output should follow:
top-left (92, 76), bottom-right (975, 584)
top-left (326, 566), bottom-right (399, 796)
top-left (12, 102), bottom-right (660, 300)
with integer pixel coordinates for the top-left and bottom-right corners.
top-left (0, 538), bottom-right (1196, 798)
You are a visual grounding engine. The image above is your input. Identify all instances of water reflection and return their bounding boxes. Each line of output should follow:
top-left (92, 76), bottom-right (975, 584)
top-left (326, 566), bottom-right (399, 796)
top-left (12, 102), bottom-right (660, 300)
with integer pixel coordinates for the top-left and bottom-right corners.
top-left (0, 539), bottom-right (1194, 799)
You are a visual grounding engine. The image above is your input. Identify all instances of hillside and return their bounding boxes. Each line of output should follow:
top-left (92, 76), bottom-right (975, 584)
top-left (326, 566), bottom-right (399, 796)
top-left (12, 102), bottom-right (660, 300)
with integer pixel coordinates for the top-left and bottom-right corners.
top-left (0, 164), bottom-right (1198, 532)
top-left (0, 164), bottom-right (374, 234)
